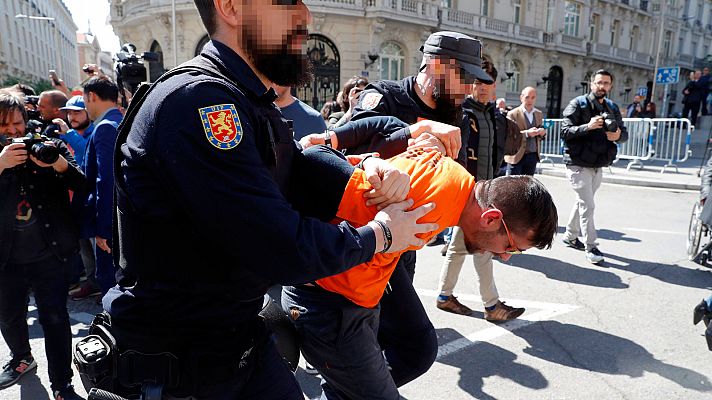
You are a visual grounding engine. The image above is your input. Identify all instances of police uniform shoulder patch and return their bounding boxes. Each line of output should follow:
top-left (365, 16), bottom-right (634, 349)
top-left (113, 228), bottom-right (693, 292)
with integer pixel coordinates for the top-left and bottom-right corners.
top-left (198, 104), bottom-right (243, 150)
top-left (360, 92), bottom-right (383, 110)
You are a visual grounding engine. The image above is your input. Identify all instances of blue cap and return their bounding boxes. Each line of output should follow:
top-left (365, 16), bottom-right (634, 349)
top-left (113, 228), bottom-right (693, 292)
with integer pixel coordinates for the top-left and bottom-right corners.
top-left (60, 95), bottom-right (86, 111)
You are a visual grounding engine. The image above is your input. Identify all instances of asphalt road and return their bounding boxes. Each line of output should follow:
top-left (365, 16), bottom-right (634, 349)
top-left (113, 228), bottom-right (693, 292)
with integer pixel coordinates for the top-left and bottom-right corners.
top-left (2, 175), bottom-right (710, 400)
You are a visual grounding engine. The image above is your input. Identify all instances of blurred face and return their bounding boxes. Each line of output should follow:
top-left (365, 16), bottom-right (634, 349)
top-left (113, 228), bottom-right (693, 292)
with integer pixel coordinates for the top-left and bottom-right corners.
top-left (590, 74), bottom-right (612, 99)
top-left (434, 58), bottom-right (473, 108)
top-left (37, 94), bottom-right (60, 120)
top-left (238, 0), bottom-right (312, 86)
top-left (695, 71), bottom-right (702, 80)
top-left (520, 88), bottom-right (536, 110)
top-left (704, 68), bottom-right (710, 76)
top-left (0, 109), bottom-right (26, 138)
top-left (633, 95), bottom-right (642, 104)
top-left (67, 109), bottom-right (90, 130)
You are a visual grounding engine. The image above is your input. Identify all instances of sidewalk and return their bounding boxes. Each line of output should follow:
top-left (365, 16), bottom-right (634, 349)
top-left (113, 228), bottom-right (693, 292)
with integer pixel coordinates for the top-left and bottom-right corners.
top-left (537, 115), bottom-right (712, 191)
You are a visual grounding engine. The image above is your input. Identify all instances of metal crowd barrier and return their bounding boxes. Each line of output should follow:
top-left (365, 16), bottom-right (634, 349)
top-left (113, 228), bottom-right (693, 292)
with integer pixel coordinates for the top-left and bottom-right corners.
top-left (538, 117), bottom-right (693, 174)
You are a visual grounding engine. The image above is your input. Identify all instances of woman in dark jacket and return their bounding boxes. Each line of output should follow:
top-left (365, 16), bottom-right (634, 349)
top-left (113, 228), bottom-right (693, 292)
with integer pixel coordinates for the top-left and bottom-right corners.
top-left (638, 102), bottom-right (657, 119)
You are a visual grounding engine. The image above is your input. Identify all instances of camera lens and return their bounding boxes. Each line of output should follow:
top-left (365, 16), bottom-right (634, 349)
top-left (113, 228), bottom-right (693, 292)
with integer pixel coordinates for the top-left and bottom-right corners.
top-left (31, 142), bottom-right (59, 164)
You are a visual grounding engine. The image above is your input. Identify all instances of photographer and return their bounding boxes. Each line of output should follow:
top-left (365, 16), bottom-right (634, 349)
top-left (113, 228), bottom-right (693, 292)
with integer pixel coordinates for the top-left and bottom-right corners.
top-left (560, 69), bottom-right (628, 264)
top-left (0, 93), bottom-right (85, 399)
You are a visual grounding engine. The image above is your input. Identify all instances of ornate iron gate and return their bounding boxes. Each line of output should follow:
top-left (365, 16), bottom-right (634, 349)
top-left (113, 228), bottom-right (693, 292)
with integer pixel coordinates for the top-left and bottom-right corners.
top-left (294, 34), bottom-right (340, 111)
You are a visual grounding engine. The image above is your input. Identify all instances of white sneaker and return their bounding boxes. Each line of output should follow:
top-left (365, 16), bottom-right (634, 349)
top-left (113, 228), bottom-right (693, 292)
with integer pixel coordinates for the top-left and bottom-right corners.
top-left (585, 247), bottom-right (605, 264)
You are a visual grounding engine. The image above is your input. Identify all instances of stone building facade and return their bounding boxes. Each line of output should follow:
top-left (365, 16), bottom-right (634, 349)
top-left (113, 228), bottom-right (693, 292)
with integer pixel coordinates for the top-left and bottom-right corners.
top-left (109, 0), bottom-right (712, 117)
top-left (76, 32), bottom-right (116, 83)
top-left (0, 0), bottom-right (80, 88)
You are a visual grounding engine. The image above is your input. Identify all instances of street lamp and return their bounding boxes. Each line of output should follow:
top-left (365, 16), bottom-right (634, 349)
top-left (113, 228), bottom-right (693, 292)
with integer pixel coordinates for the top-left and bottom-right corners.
top-left (15, 14), bottom-right (62, 79)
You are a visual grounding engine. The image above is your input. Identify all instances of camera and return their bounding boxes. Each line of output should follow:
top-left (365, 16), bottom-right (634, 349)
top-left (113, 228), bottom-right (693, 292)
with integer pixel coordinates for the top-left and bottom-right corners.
top-left (24, 95), bottom-right (41, 121)
top-left (115, 43), bottom-right (159, 95)
top-left (600, 112), bottom-right (618, 132)
top-left (12, 133), bottom-right (59, 165)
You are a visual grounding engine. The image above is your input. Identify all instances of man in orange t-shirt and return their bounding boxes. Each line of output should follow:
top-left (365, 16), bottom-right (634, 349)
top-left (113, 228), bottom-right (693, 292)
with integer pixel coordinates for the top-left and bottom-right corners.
top-left (282, 145), bottom-right (558, 400)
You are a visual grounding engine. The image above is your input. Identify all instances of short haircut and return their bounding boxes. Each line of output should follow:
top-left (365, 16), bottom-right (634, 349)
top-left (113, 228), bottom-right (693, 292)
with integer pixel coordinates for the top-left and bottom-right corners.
top-left (340, 76), bottom-right (369, 111)
top-left (476, 175), bottom-right (558, 250)
top-left (40, 90), bottom-right (68, 108)
top-left (592, 69), bottom-right (613, 82)
top-left (482, 59), bottom-right (498, 81)
top-left (194, 0), bottom-right (216, 36)
top-left (0, 92), bottom-right (28, 125)
top-left (10, 83), bottom-right (36, 97)
top-left (83, 76), bottom-right (119, 103)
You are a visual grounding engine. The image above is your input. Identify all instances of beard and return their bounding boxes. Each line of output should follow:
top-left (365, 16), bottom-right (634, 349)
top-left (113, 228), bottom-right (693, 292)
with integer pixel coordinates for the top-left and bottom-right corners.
top-left (242, 26), bottom-right (313, 87)
top-left (70, 118), bottom-right (91, 131)
top-left (432, 84), bottom-right (463, 125)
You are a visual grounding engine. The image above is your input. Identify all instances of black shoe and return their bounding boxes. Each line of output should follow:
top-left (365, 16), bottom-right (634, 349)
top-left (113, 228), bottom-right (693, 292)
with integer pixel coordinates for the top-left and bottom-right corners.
top-left (0, 355), bottom-right (36, 389)
top-left (694, 299), bottom-right (711, 325)
top-left (53, 384), bottom-right (85, 400)
top-left (562, 237), bottom-right (585, 251)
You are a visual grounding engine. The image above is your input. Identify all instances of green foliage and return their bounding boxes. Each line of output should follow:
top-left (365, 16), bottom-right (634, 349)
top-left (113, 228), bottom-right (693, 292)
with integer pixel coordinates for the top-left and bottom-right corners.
top-left (1, 76), bottom-right (54, 93)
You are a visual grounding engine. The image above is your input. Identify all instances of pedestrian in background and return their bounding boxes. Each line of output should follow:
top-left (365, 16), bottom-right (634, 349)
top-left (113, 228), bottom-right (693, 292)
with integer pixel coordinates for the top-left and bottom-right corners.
top-left (682, 70), bottom-right (704, 126)
top-left (505, 86), bottom-right (545, 176)
top-left (273, 84), bottom-right (327, 141)
top-left (561, 69), bottom-right (628, 264)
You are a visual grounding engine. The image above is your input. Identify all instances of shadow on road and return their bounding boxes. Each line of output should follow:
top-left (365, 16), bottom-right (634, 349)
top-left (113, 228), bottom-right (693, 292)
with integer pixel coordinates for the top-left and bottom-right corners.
top-left (513, 320), bottom-right (711, 392)
top-left (597, 229), bottom-right (641, 243)
top-left (17, 369), bottom-right (50, 400)
top-left (604, 253), bottom-right (712, 290)
top-left (503, 254), bottom-right (629, 289)
top-left (436, 327), bottom-right (548, 400)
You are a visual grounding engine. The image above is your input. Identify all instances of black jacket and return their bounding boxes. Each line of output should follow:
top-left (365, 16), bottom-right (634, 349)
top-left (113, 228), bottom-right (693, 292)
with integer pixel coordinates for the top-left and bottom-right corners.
top-left (0, 139), bottom-right (85, 269)
top-left (561, 94), bottom-right (628, 168)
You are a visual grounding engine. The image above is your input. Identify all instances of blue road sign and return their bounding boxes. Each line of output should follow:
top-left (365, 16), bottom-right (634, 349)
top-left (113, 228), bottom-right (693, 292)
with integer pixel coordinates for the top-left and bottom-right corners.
top-left (656, 67), bottom-right (680, 84)
top-left (637, 87), bottom-right (648, 97)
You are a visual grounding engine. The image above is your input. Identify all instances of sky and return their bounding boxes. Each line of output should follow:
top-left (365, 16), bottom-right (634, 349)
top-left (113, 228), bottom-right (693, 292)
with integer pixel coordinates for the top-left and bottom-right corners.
top-left (63, 0), bottom-right (120, 52)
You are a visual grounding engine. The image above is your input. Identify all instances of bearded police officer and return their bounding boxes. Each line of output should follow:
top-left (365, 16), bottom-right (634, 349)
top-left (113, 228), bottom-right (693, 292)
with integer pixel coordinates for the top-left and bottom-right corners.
top-left (102, 1), bottom-right (437, 399)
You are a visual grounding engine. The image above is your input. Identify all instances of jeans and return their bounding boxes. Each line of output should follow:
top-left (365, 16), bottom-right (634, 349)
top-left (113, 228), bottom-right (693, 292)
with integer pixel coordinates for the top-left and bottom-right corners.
top-left (510, 152), bottom-right (538, 176)
top-left (0, 256), bottom-right (73, 389)
top-left (282, 264), bottom-right (437, 400)
top-left (95, 240), bottom-right (117, 295)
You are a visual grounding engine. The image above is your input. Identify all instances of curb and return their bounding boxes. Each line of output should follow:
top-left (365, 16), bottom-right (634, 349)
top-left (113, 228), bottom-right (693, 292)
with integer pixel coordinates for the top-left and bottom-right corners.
top-left (538, 167), bottom-right (701, 191)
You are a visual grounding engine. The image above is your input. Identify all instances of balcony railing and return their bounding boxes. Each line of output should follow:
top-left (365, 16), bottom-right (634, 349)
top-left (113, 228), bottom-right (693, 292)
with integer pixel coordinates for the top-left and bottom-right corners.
top-left (365, 0), bottom-right (439, 22)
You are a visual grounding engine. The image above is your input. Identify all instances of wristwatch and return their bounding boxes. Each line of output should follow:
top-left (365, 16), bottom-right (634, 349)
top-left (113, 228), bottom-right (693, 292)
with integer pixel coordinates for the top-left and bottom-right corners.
top-left (324, 131), bottom-right (332, 148)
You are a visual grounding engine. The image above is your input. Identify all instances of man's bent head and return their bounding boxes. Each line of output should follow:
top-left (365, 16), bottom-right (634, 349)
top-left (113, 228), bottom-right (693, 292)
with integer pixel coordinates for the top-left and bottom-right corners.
top-left (458, 175), bottom-right (558, 259)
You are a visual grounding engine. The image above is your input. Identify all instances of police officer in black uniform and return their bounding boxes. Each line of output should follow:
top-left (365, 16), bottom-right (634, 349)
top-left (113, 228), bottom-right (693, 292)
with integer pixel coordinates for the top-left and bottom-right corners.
top-left (102, 1), bottom-right (437, 399)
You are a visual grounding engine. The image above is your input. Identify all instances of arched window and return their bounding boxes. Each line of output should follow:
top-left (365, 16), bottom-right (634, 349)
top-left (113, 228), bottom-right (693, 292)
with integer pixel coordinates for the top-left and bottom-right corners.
top-left (195, 35), bottom-right (210, 56)
top-left (148, 40), bottom-right (165, 82)
top-left (379, 42), bottom-right (405, 81)
top-left (505, 60), bottom-right (520, 93)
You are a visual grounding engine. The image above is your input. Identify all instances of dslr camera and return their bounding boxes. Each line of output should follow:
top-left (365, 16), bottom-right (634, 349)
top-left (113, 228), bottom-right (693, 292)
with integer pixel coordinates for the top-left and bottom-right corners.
top-left (599, 112), bottom-right (618, 132)
top-left (12, 133), bottom-right (59, 165)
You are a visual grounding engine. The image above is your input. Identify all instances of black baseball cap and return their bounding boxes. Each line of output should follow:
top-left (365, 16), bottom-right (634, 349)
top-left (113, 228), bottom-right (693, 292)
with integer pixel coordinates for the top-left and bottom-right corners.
top-left (420, 31), bottom-right (493, 84)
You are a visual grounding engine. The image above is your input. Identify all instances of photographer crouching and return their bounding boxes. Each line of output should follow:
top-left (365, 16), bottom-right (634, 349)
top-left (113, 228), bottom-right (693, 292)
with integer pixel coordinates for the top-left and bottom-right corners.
top-left (560, 69), bottom-right (628, 265)
top-left (0, 92), bottom-right (86, 400)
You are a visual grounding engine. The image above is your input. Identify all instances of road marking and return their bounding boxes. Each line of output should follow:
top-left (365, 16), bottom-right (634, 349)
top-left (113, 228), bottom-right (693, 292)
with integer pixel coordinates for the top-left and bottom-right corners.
top-left (623, 227), bottom-right (686, 236)
top-left (415, 288), bottom-right (579, 360)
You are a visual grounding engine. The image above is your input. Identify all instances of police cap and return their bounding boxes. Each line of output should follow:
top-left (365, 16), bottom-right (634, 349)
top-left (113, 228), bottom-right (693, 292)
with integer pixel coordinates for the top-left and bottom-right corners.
top-left (420, 31), bottom-right (493, 84)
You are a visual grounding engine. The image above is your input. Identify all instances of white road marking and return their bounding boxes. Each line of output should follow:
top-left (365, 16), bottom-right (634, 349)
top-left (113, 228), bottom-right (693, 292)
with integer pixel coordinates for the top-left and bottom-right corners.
top-left (623, 227), bottom-right (686, 236)
top-left (415, 288), bottom-right (579, 360)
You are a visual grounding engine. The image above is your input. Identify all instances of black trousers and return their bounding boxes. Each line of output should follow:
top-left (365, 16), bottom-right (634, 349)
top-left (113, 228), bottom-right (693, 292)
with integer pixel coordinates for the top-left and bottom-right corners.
top-left (683, 102), bottom-right (701, 126)
top-left (0, 256), bottom-right (73, 389)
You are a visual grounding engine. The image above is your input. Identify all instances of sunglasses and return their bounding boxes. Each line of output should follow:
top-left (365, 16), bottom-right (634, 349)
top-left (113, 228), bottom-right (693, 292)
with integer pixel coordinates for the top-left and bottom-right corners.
top-left (273, 0), bottom-right (300, 5)
top-left (489, 205), bottom-right (521, 255)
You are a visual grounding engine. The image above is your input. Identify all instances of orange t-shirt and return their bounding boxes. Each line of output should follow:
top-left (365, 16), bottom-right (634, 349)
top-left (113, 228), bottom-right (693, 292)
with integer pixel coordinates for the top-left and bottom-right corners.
top-left (316, 149), bottom-right (475, 308)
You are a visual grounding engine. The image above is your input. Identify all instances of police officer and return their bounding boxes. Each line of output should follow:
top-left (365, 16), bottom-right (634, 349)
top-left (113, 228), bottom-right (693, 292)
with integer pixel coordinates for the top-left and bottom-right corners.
top-left (103, 1), bottom-right (437, 399)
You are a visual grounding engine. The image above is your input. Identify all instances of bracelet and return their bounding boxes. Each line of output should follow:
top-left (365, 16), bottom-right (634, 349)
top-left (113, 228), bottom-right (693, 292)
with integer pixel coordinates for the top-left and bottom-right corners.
top-left (356, 154), bottom-right (378, 170)
top-left (323, 131), bottom-right (332, 148)
top-left (372, 220), bottom-right (393, 253)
